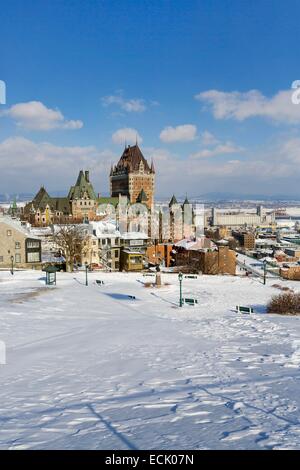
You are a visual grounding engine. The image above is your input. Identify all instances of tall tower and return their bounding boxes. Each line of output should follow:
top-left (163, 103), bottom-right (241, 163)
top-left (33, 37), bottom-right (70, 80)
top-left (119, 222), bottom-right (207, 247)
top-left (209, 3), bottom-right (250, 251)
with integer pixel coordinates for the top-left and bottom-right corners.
top-left (110, 144), bottom-right (155, 208)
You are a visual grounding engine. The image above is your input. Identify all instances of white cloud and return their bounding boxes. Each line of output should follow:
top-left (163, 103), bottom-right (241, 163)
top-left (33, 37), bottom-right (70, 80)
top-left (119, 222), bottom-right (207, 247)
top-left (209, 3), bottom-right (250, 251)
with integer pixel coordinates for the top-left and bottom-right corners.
top-left (200, 130), bottom-right (219, 146)
top-left (190, 142), bottom-right (243, 159)
top-left (0, 136), bottom-right (114, 193)
top-left (195, 89), bottom-right (300, 124)
top-left (102, 94), bottom-right (146, 113)
top-left (1, 101), bottom-right (83, 131)
top-left (112, 128), bottom-right (143, 145)
top-left (159, 124), bottom-right (197, 143)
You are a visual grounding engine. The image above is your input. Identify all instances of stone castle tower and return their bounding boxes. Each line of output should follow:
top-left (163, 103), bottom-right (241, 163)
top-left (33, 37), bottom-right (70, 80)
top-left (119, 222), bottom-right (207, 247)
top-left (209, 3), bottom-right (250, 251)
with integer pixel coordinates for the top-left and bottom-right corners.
top-left (110, 144), bottom-right (155, 208)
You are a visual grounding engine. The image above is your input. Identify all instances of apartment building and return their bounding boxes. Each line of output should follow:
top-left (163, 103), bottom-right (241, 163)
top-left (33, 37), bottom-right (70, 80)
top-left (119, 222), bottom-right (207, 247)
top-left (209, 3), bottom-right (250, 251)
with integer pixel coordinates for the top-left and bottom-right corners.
top-left (0, 216), bottom-right (41, 268)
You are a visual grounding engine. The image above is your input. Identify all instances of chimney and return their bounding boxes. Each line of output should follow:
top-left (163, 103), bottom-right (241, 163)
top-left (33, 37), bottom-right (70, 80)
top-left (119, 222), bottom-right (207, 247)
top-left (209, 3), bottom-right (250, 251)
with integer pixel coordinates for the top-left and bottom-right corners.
top-left (85, 170), bottom-right (90, 182)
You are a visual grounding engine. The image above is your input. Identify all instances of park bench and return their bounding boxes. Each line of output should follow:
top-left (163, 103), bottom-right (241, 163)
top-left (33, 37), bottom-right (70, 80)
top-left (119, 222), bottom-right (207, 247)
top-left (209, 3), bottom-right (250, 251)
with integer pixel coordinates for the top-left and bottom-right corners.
top-left (184, 275), bottom-right (198, 279)
top-left (183, 297), bottom-right (198, 306)
top-left (128, 295), bottom-right (136, 300)
top-left (96, 280), bottom-right (104, 285)
top-left (143, 273), bottom-right (155, 277)
top-left (236, 305), bottom-right (253, 314)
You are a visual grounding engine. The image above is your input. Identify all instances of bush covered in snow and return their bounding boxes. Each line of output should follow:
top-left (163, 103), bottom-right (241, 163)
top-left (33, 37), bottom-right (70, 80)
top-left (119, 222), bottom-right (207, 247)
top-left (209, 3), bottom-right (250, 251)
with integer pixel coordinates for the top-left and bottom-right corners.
top-left (267, 291), bottom-right (300, 315)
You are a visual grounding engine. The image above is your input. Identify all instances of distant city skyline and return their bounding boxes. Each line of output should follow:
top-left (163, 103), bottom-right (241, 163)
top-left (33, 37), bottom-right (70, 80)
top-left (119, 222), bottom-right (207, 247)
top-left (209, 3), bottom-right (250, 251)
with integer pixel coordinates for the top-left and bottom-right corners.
top-left (1, 1), bottom-right (300, 197)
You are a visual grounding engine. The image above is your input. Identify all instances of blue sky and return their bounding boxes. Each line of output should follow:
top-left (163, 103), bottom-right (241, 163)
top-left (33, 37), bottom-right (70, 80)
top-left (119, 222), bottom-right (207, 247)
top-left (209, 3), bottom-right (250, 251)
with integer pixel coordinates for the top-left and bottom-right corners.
top-left (1, 0), bottom-right (300, 198)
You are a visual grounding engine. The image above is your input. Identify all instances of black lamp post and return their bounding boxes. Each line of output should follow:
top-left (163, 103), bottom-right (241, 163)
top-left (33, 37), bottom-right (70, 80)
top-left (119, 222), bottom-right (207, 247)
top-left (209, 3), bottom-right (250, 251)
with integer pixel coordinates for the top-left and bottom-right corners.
top-left (263, 260), bottom-right (267, 285)
top-left (10, 255), bottom-right (14, 275)
top-left (85, 262), bottom-right (89, 286)
top-left (178, 272), bottom-right (183, 307)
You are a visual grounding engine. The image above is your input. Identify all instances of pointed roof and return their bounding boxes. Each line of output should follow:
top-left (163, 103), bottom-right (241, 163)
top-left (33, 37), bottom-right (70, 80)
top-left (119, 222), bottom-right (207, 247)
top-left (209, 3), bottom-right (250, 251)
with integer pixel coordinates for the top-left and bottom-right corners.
top-left (113, 144), bottom-right (153, 174)
top-left (169, 195), bottom-right (178, 207)
top-left (68, 170), bottom-right (97, 200)
top-left (136, 188), bottom-right (148, 203)
top-left (12, 198), bottom-right (17, 210)
top-left (33, 186), bottom-right (50, 206)
top-left (28, 186), bottom-right (71, 215)
top-left (150, 159), bottom-right (155, 174)
top-left (183, 195), bottom-right (190, 206)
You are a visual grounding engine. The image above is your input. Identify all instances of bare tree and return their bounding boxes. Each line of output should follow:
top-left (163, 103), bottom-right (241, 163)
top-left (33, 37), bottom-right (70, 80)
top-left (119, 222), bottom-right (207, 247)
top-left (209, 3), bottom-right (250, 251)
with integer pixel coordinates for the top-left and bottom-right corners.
top-left (52, 225), bottom-right (89, 272)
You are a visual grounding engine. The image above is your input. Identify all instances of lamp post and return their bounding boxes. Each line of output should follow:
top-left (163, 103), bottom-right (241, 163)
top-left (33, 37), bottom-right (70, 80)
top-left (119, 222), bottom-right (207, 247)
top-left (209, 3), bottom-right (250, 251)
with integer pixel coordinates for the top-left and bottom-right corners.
top-left (178, 272), bottom-right (183, 307)
top-left (263, 259), bottom-right (267, 285)
top-left (85, 262), bottom-right (89, 286)
top-left (10, 255), bottom-right (14, 275)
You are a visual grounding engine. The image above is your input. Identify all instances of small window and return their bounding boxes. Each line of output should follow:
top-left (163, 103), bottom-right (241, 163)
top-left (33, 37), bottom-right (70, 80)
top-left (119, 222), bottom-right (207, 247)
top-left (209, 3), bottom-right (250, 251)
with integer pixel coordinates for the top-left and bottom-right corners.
top-left (15, 254), bottom-right (21, 263)
top-left (15, 242), bottom-right (21, 249)
top-left (0, 256), bottom-right (3, 262)
top-left (7, 230), bottom-right (12, 236)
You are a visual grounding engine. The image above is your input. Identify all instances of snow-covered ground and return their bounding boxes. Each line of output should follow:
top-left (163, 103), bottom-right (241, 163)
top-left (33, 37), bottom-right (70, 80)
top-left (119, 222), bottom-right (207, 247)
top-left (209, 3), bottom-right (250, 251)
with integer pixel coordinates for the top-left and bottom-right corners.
top-left (1, 270), bottom-right (300, 450)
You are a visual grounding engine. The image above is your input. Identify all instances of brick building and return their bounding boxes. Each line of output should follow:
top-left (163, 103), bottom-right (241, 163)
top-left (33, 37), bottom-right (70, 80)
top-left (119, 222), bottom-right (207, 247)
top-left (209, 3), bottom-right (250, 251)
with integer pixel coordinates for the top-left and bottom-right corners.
top-left (175, 244), bottom-right (236, 275)
top-left (110, 144), bottom-right (155, 209)
top-left (146, 243), bottom-right (173, 267)
top-left (233, 231), bottom-right (256, 250)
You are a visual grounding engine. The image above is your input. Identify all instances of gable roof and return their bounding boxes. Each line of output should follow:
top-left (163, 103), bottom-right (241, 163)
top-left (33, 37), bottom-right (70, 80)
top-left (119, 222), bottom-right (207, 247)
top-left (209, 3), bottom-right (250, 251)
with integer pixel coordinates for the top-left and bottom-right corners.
top-left (26, 189), bottom-right (71, 215)
top-left (113, 144), bottom-right (153, 174)
top-left (33, 186), bottom-right (51, 206)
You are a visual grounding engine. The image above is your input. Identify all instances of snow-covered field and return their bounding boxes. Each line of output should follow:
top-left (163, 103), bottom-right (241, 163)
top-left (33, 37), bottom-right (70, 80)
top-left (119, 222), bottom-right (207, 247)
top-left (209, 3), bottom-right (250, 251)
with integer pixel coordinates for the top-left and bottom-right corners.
top-left (1, 270), bottom-right (300, 450)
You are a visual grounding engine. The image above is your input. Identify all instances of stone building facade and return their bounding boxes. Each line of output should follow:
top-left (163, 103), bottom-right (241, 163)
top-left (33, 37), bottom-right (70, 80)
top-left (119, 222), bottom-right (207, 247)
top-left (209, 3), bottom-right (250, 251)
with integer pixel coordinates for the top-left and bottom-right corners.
top-left (23, 170), bottom-right (97, 226)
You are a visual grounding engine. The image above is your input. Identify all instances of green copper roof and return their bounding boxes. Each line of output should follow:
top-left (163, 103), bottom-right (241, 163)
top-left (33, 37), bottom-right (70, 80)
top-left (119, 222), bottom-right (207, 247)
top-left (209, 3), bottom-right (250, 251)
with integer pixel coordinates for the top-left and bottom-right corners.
top-left (97, 197), bottom-right (119, 208)
top-left (183, 195), bottom-right (190, 205)
top-left (68, 170), bottom-right (97, 200)
top-left (169, 194), bottom-right (178, 207)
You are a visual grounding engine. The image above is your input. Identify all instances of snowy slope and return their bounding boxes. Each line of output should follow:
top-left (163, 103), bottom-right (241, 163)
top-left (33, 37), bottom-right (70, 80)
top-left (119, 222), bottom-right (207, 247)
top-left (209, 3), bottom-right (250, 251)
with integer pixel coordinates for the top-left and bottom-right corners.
top-left (1, 270), bottom-right (300, 449)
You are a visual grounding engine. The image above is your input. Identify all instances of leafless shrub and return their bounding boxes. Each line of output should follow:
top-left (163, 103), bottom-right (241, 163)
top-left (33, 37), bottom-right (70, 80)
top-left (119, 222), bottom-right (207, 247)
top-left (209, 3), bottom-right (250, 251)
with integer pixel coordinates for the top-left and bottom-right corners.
top-left (267, 292), bottom-right (300, 315)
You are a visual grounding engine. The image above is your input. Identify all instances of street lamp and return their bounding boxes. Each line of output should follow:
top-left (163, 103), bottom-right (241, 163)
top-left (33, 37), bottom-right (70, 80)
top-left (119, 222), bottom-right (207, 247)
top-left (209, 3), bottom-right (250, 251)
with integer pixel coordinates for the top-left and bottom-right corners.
top-left (178, 272), bottom-right (183, 307)
top-left (263, 259), bottom-right (267, 285)
top-left (10, 255), bottom-right (14, 275)
top-left (85, 262), bottom-right (89, 286)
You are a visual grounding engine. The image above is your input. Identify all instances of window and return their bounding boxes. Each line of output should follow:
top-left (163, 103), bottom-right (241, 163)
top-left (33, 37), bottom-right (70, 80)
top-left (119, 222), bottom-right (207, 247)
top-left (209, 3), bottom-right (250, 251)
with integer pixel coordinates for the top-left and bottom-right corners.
top-left (0, 256), bottom-right (3, 262)
top-left (27, 252), bottom-right (40, 263)
top-left (131, 256), bottom-right (142, 264)
top-left (7, 230), bottom-right (12, 236)
top-left (27, 241), bottom-right (40, 249)
top-left (15, 254), bottom-right (21, 263)
top-left (15, 242), bottom-right (21, 249)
